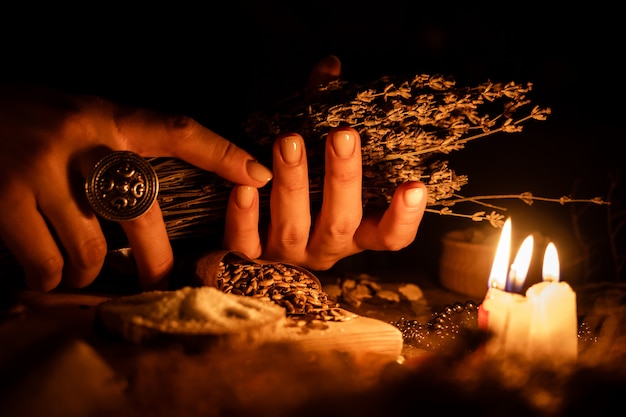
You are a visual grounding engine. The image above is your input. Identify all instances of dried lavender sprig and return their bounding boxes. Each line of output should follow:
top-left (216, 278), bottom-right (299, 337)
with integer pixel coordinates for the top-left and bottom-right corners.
top-left (244, 74), bottom-right (552, 208)
top-left (147, 72), bottom-right (605, 240)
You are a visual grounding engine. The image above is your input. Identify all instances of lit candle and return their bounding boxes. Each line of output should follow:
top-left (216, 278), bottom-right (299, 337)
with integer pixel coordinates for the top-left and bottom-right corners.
top-left (541, 242), bottom-right (559, 282)
top-left (489, 217), bottom-right (512, 291)
top-left (501, 234), bottom-right (534, 353)
top-left (478, 220), bottom-right (578, 361)
top-left (477, 218), bottom-right (511, 337)
top-left (478, 218), bottom-right (531, 354)
top-left (507, 235), bottom-right (534, 293)
top-left (525, 243), bottom-right (578, 361)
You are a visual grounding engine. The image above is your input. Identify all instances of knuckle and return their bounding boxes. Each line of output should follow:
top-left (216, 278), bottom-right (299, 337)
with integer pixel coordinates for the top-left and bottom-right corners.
top-left (25, 255), bottom-right (65, 291)
top-left (72, 236), bottom-right (108, 271)
top-left (56, 102), bottom-right (102, 142)
top-left (265, 230), bottom-right (308, 258)
top-left (221, 140), bottom-right (242, 162)
top-left (153, 114), bottom-right (201, 154)
top-left (326, 218), bottom-right (360, 238)
top-left (62, 237), bottom-right (108, 288)
top-left (37, 254), bottom-right (66, 277)
top-left (329, 169), bottom-right (360, 185)
top-left (276, 233), bottom-right (307, 252)
top-left (164, 114), bottom-right (197, 139)
top-left (277, 175), bottom-right (309, 193)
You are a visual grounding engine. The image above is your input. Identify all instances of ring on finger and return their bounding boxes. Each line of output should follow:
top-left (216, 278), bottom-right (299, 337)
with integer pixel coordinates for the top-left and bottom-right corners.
top-left (85, 151), bottom-right (159, 222)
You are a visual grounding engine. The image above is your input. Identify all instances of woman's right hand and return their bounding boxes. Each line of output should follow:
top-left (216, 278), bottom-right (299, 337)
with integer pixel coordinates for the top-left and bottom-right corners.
top-left (0, 82), bottom-right (272, 292)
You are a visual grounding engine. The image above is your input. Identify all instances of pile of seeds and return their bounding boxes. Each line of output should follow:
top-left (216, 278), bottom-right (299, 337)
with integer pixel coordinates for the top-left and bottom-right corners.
top-left (215, 259), bottom-right (348, 322)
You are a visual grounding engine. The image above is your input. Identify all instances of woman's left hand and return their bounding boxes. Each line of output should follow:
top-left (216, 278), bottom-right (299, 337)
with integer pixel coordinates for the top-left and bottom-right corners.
top-left (222, 56), bottom-right (427, 270)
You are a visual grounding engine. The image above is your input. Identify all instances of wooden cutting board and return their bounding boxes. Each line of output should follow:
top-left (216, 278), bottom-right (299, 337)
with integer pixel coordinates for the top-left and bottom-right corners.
top-left (15, 290), bottom-right (404, 359)
top-left (278, 314), bottom-right (403, 357)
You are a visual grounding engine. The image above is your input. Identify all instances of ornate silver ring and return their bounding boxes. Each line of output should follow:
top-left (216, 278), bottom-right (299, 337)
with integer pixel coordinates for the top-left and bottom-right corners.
top-left (85, 151), bottom-right (159, 222)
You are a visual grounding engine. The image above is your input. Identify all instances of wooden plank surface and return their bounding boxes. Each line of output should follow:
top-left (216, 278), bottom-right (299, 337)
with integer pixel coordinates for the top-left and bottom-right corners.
top-left (14, 290), bottom-right (403, 359)
top-left (278, 314), bottom-right (403, 357)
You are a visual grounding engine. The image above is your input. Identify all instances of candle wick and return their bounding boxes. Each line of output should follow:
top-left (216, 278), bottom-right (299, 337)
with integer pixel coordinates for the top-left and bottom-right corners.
top-left (507, 268), bottom-right (516, 293)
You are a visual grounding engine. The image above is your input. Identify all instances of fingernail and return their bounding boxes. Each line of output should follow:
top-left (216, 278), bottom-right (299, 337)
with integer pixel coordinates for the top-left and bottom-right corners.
top-left (280, 136), bottom-right (303, 165)
top-left (246, 160), bottom-right (273, 184)
top-left (404, 186), bottom-right (425, 208)
top-left (331, 129), bottom-right (356, 158)
top-left (235, 186), bottom-right (256, 209)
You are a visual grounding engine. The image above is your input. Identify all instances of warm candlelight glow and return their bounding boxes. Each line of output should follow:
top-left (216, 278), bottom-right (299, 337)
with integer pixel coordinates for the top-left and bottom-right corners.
top-left (508, 235), bottom-right (534, 293)
top-left (488, 218), bottom-right (511, 290)
top-left (480, 220), bottom-right (577, 361)
top-left (542, 242), bottom-right (559, 282)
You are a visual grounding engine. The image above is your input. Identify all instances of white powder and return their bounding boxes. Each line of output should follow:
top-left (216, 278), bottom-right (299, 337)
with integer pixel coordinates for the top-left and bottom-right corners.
top-left (100, 286), bottom-right (286, 336)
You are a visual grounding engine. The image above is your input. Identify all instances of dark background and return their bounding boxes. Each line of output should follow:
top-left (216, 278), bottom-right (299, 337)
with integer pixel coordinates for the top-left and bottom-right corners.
top-left (1, 1), bottom-right (623, 284)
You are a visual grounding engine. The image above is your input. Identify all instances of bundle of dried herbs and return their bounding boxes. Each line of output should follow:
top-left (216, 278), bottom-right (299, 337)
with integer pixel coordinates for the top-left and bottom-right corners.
top-left (152, 72), bottom-right (605, 241)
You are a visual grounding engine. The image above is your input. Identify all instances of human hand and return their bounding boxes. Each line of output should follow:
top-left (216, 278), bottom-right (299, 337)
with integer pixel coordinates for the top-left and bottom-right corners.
top-left (222, 56), bottom-right (428, 270)
top-left (0, 82), bottom-right (272, 291)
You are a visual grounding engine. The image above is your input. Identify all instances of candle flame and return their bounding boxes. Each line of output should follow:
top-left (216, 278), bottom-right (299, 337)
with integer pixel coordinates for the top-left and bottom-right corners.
top-left (509, 235), bottom-right (533, 292)
top-left (488, 218), bottom-right (511, 290)
top-left (542, 242), bottom-right (560, 282)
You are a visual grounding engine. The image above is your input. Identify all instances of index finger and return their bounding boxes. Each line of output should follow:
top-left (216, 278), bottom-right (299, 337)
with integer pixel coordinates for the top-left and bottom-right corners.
top-left (113, 108), bottom-right (273, 187)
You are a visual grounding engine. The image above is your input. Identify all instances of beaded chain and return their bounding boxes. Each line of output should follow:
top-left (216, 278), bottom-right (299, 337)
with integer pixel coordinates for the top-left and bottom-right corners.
top-left (392, 300), bottom-right (597, 354)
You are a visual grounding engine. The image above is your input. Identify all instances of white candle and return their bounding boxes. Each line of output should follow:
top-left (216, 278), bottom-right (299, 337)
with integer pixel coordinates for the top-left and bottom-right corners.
top-left (478, 218), bottom-right (532, 354)
top-left (502, 293), bottom-right (532, 353)
top-left (481, 289), bottom-right (530, 354)
top-left (477, 218), bottom-right (511, 338)
top-left (525, 243), bottom-right (578, 361)
top-left (479, 227), bottom-right (578, 361)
